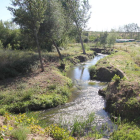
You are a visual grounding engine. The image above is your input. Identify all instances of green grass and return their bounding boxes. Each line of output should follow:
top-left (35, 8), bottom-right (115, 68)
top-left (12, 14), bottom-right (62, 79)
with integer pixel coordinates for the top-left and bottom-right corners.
top-left (0, 85), bottom-right (71, 113)
top-left (93, 50), bottom-right (140, 83)
top-left (11, 127), bottom-right (30, 140)
top-left (0, 44), bottom-right (94, 79)
top-left (88, 81), bottom-right (96, 85)
top-left (110, 123), bottom-right (140, 140)
top-left (0, 49), bottom-right (39, 79)
top-left (0, 43), bottom-right (97, 139)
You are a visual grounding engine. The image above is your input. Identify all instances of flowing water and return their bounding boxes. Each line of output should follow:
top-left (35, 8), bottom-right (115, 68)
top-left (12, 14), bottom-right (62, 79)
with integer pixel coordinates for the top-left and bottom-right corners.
top-left (39, 54), bottom-right (115, 135)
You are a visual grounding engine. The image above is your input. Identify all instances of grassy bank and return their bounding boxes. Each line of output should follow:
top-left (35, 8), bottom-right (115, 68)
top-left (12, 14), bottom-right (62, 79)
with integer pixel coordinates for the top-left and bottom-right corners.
top-left (0, 43), bottom-right (94, 114)
top-left (0, 113), bottom-right (75, 140)
top-left (0, 43), bottom-right (94, 80)
top-left (0, 43), bottom-right (99, 139)
top-left (88, 42), bottom-right (140, 139)
top-left (110, 122), bottom-right (140, 140)
top-left (0, 60), bottom-right (73, 113)
top-left (0, 112), bottom-right (106, 140)
top-left (89, 44), bottom-right (140, 118)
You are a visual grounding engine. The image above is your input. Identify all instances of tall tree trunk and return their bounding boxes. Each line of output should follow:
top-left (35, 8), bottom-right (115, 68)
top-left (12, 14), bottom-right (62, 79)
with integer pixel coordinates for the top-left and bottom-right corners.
top-left (79, 33), bottom-right (86, 54)
top-left (53, 41), bottom-right (62, 60)
top-left (75, 22), bottom-right (86, 54)
top-left (34, 30), bottom-right (44, 72)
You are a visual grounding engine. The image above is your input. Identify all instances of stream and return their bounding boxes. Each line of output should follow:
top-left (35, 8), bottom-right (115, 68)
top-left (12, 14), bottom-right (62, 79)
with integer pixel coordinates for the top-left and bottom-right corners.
top-left (38, 54), bottom-right (115, 136)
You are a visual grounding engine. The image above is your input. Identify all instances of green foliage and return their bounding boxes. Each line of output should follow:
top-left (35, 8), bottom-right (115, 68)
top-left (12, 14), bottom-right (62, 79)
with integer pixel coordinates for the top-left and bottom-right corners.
top-left (88, 65), bottom-right (96, 73)
top-left (0, 21), bottom-right (22, 50)
top-left (0, 50), bottom-right (39, 79)
top-left (46, 124), bottom-right (75, 140)
top-left (99, 31), bottom-right (108, 48)
top-left (0, 83), bottom-right (71, 113)
top-left (125, 98), bottom-right (140, 109)
top-left (1, 113), bottom-right (38, 139)
top-left (83, 43), bottom-right (90, 51)
top-left (110, 123), bottom-right (140, 140)
top-left (112, 74), bottom-right (121, 82)
top-left (88, 81), bottom-right (96, 85)
top-left (61, 0), bottom-right (91, 53)
top-left (7, 44), bottom-right (12, 50)
top-left (88, 65), bottom-right (97, 79)
top-left (71, 113), bottom-right (95, 137)
top-left (89, 35), bottom-right (96, 42)
top-left (48, 84), bottom-right (57, 91)
top-left (0, 108), bottom-right (7, 116)
top-left (11, 127), bottom-right (30, 140)
top-left (0, 40), bottom-right (3, 49)
top-left (107, 31), bottom-right (117, 47)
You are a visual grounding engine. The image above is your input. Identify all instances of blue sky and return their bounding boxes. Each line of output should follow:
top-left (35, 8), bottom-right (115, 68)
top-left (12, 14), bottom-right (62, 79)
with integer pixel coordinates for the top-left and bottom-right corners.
top-left (0, 0), bottom-right (12, 21)
top-left (1, 0), bottom-right (140, 31)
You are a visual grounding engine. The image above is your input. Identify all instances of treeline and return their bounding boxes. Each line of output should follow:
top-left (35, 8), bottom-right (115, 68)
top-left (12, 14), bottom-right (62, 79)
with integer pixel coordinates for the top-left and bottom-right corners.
top-left (0, 0), bottom-right (91, 71)
top-left (85, 23), bottom-right (140, 44)
top-left (1, 1), bottom-right (90, 51)
top-left (0, 0), bottom-right (90, 51)
top-left (118, 23), bottom-right (140, 39)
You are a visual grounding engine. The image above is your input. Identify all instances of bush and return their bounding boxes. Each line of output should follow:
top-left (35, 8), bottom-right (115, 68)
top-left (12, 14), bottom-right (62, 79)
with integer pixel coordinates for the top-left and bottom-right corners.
top-left (83, 43), bottom-right (90, 51)
top-left (3, 85), bottom-right (70, 113)
top-left (0, 108), bottom-right (7, 115)
top-left (112, 74), bottom-right (120, 82)
top-left (111, 123), bottom-right (140, 140)
top-left (45, 124), bottom-right (75, 140)
top-left (48, 84), bottom-right (57, 90)
top-left (88, 65), bottom-right (97, 79)
top-left (11, 127), bottom-right (30, 140)
top-left (0, 50), bottom-right (39, 79)
top-left (0, 40), bottom-right (3, 48)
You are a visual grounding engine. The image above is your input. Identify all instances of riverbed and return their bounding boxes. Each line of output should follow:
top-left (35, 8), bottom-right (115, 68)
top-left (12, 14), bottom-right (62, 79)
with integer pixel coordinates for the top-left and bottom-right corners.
top-left (38, 54), bottom-right (115, 135)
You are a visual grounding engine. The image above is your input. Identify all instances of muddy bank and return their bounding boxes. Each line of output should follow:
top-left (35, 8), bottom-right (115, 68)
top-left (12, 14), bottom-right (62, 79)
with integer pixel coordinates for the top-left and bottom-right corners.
top-left (89, 65), bottom-right (125, 82)
top-left (88, 51), bottom-right (140, 120)
top-left (99, 81), bottom-right (140, 120)
top-left (90, 48), bottom-right (116, 55)
top-left (69, 53), bottom-right (94, 64)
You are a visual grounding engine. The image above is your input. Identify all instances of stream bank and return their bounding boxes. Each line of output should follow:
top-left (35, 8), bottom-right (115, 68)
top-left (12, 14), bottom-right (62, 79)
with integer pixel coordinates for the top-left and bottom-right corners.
top-left (89, 51), bottom-right (140, 120)
top-left (0, 51), bottom-right (94, 114)
top-left (38, 54), bottom-right (114, 138)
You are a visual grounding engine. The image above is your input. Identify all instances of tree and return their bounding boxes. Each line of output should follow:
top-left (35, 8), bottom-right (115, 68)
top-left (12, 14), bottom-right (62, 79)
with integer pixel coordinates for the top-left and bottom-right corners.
top-left (99, 31), bottom-right (108, 49)
top-left (107, 29), bottom-right (117, 48)
top-left (38, 0), bottom-right (68, 60)
top-left (8, 0), bottom-right (47, 71)
top-left (61, 0), bottom-right (91, 54)
top-left (0, 20), bottom-right (20, 49)
top-left (118, 23), bottom-right (140, 39)
top-left (0, 40), bottom-right (3, 49)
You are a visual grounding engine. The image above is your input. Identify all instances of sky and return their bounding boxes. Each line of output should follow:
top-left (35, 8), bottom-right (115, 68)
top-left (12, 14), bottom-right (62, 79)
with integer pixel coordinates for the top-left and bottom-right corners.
top-left (0, 0), bottom-right (140, 31)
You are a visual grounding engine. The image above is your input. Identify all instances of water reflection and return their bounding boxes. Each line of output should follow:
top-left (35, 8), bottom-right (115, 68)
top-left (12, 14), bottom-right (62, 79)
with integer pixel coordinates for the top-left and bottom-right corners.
top-left (67, 54), bottom-right (105, 81)
top-left (39, 54), bottom-right (114, 134)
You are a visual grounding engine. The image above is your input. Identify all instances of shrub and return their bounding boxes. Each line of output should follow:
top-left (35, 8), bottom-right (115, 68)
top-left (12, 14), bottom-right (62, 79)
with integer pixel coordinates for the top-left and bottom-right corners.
top-left (111, 123), bottom-right (140, 140)
top-left (55, 86), bottom-right (70, 97)
top-left (0, 50), bottom-right (39, 79)
top-left (0, 40), bottom-right (3, 48)
top-left (88, 81), bottom-right (96, 85)
top-left (48, 84), bottom-right (57, 90)
top-left (88, 65), bottom-right (97, 79)
top-left (83, 43), bottom-right (90, 51)
top-left (11, 127), bottom-right (30, 140)
top-left (71, 113), bottom-right (95, 137)
top-left (0, 108), bottom-right (7, 115)
top-left (112, 74), bottom-right (120, 82)
top-left (45, 124), bottom-right (75, 140)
